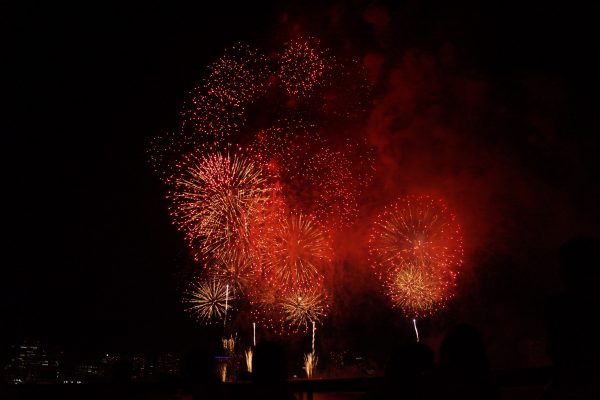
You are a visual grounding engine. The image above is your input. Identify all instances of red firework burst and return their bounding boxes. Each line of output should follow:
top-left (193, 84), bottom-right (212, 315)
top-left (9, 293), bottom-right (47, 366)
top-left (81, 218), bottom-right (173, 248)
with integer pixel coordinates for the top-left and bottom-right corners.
top-left (369, 195), bottom-right (463, 315)
top-left (279, 38), bottom-right (327, 97)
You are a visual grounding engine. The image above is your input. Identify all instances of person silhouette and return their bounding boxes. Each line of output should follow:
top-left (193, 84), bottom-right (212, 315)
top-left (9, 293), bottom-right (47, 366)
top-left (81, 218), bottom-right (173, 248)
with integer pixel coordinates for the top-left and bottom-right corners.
top-left (437, 323), bottom-right (498, 400)
top-left (246, 341), bottom-right (296, 400)
top-left (362, 342), bottom-right (435, 400)
top-left (182, 348), bottom-right (229, 400)
top-left (543, 236), bottom-right (600, 398)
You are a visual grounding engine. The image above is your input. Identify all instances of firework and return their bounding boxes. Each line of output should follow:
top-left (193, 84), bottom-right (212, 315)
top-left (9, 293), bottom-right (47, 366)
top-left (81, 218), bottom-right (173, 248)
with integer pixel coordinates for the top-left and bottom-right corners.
top-left (249, 131), bottom-right (373, 228)
top-left (370, 195), bottom-right (463, 315)
top-left (219, 363), bottom-right (227, 382)
top-left (386, 260), bottom-right (452, 316)
top-left (260, 213), bottom-right (331, 290)
top-left (184, 278), bottom-right (232, 323)
top-left (248, 280), bottom-right (329, 334)
top-left (205, 44), bottom-right (269, 105)
top-left (222, 335), bottom-right (236, 355)
top-left (168, 152), bottom-right (274, 262)
top-left (304, 351), bottom-right (318, 379)
top-left (151, 38), bottom-right (379, 336)
top-left (279, 38), bottom-right (327, 97)
top-left (247, 280), bottom-right (284, 332)
top-left (245, 348), bottom-right (253, 373)
top-left (370, 195), bottom-right (463, 277)
top-left (280, 287), bottom-right (329, 330)
top-left (180, 45), bottom-right (269, 141)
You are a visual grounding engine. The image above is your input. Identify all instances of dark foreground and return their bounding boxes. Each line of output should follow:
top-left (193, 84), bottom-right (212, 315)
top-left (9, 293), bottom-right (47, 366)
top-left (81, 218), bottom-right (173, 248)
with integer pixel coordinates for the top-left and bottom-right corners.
top-left (0, 367), bottom-right (553, 399)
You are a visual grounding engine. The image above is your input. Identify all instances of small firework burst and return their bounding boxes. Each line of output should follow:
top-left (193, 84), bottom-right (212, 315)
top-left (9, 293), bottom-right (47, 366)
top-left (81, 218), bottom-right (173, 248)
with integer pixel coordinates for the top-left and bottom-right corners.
top-left (248, 280), bottom-right (329, 334)
top-left (205, 44), bottom-right (269, 104)
top-left (184, 278), bottom-right (232, 323)
top-left (280, 287), bottom-right (329, 330)
top-left (279, 38), bottom-right (327, 97)
top-left (386, 261), bottom-right (451, 316)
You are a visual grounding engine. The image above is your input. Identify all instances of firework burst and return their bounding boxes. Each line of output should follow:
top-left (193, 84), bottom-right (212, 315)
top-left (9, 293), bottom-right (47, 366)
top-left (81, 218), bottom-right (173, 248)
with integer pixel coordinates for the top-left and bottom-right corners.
top-left (369, 195), bottom-right (463, 278)
top-left (260, 213), bottom-right (331, 290)
top-left (370, 195), bottom-right (463, 315)
top-left (386, 260), bottom-right (453, 316)
top-left (280, 287), bottom-right (329, 330)
top-left (168, 152), bottom-right (274, 262)
top-left (184, 278), bottom-right (232, 323)
top-left (205, 44), bottom-right (269, 105)
top-left (279, 38), bottom-right (327, 97)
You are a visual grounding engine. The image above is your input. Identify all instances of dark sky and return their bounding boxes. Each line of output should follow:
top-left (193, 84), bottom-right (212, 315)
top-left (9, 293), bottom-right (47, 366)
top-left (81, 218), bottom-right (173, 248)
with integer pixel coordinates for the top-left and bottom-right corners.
top-left (2, 1), bottom-right (599, 366)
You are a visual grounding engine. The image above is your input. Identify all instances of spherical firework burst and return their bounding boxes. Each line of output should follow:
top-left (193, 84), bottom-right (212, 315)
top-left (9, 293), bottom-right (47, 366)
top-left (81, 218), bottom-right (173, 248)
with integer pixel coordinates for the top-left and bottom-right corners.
top-left (248, 280), bottom-right (329, 334)
top-left (386, 260), bottom-right (454, 316)
top-left (184, 278), bottom-right (233, 323)
top-left (369, 195), bottom-right (463, 315)
top-left (280, 287), bottom-right (329, 331)
top-left (168, 152), bottom-right (274, 262)
top-left (205, 44), bottom-right (269, 105)
top-left (260, 213), bottom-right (331, 291)
top-left (279, 38), bottom-right (327, 97)
top-left (369, 195), bottom-right (463, 278)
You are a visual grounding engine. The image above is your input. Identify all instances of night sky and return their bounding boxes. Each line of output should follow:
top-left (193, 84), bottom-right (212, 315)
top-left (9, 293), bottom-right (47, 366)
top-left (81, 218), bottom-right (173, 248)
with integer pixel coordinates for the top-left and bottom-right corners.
top-left (3, 2), bottom-right (599, 367)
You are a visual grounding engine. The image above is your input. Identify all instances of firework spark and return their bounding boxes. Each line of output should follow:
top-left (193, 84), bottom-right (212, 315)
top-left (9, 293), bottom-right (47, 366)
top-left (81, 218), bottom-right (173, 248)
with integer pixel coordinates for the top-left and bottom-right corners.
top-left (184, 278), bottom-right (232, 323)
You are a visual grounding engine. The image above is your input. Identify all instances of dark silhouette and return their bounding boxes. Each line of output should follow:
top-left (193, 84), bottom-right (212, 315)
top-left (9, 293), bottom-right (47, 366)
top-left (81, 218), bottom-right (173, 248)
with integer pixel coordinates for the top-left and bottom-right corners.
top-left (110, 359), bottom-right (134, 384)
top-left (245, 341), bottom-right (296, 400)
top-left (437, 323), bottom-right (498, 399)
top-left (182, 348), bottom-right (229, 400)
top-left (363, 342), bottom-right (435, 400)
top-left (543, 236), bottom-right (600, 398)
